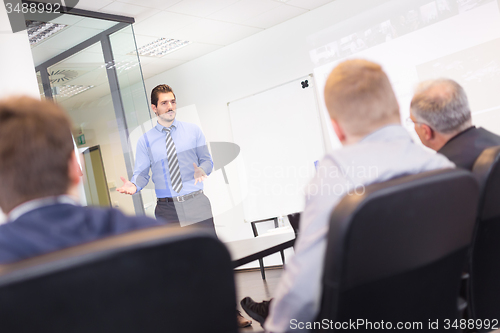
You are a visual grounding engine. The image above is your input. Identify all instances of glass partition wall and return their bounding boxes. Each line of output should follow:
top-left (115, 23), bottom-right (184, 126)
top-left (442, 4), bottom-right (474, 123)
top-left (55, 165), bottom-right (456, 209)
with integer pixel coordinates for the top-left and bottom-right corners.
top-left (29, 9), bottom-right (152, 216)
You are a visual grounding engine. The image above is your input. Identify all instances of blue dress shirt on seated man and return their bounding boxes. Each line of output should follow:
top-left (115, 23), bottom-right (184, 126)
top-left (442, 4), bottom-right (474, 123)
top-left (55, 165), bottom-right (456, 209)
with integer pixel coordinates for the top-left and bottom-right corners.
top-left (117, 85), bottom-right (216, 235)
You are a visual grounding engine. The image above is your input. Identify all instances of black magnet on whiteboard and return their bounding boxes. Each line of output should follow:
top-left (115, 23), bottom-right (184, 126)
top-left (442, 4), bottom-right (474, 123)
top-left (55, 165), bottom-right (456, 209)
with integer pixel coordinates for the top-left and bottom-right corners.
top-left (301, 80), bottom-right (309, 89)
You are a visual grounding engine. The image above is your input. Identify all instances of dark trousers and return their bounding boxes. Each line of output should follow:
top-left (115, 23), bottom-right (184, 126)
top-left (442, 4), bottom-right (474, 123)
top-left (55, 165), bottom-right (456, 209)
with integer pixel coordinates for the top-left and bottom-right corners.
top-left (155, 193), bottom-right (217, 237)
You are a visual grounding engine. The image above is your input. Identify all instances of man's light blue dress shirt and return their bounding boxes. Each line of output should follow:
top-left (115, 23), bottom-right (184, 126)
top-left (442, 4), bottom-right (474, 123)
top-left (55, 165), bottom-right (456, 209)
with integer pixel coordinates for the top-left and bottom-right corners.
top-left (131, 119), bottom-right (213, 198)
top-left (265, 125), bottom-right (455, 333)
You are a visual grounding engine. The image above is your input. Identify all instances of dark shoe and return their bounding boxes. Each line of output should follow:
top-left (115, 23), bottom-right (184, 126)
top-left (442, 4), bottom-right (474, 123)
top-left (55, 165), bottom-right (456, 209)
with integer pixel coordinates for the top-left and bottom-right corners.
top-left (237, 310), bottom-right (252, 328)
top-left (240, 297), bottom-right (271, 325)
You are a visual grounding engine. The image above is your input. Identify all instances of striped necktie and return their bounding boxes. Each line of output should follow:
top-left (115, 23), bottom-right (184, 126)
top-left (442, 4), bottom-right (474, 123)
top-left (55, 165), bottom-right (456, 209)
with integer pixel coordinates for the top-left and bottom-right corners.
top-left (164, 127), bottom-right (183, 193)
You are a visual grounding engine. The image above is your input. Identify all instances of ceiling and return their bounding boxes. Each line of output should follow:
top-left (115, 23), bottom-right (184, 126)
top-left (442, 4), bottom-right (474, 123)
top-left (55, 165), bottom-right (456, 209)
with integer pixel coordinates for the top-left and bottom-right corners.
top-left (33, 0), bottom-right (335, 80)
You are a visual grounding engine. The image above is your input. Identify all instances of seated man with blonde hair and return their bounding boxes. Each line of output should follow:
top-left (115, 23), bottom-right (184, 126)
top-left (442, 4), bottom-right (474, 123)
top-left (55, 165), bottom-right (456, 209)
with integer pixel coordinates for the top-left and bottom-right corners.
top-left (240, 59), bottom-right (454, 332)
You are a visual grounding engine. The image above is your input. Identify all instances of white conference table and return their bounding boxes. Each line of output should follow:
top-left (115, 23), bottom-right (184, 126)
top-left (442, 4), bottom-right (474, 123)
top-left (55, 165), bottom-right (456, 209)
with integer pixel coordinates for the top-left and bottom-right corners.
top-left (224, 226), bottom-right (296, 268)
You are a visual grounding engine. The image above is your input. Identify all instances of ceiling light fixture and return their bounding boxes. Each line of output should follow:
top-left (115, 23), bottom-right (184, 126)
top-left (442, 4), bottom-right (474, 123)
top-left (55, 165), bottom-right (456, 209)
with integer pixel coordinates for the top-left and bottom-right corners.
top-left (52, 85), bottom-right (94, 98)
top-left (132, 38), bottom-right (191, 58)
top-left (26, 20), bottom-right (68, 47)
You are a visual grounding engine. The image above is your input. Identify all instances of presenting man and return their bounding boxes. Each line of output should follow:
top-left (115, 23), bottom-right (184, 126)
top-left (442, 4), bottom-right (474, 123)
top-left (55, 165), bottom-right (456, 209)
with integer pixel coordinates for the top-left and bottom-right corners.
top-left (117, 85), bottom-right (252, 328)
top-left (117, 84), bottom-right (216, 234)
top-left (240, 60), bottom-right (454, 332)
top-left (0, 97), bottom-right (163, 263)
top-left (409, 78), bottom-right (500, 170)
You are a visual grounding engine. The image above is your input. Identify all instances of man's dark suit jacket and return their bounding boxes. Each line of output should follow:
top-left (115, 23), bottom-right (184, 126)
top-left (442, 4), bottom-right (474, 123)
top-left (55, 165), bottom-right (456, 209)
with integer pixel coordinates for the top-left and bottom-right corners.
top-left (0, 203), bottom-right (162, 264)
top-left (438, 126), bottom-right (500, 170)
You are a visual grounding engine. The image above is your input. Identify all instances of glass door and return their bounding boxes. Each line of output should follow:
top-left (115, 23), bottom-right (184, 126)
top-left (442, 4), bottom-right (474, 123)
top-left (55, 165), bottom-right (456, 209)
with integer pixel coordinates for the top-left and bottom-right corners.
top-left (30, 14), bottom-right (152, 216)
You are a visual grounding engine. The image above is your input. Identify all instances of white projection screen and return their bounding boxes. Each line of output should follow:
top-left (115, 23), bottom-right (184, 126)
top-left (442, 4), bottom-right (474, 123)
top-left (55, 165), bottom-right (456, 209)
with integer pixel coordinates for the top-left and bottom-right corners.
top-left (309, 0), bottom-right (500, 148)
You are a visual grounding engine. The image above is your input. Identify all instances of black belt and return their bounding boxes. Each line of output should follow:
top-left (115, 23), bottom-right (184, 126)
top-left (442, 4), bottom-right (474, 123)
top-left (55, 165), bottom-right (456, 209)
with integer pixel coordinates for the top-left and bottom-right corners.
top-left (158, 190), bottom-right (203, 203)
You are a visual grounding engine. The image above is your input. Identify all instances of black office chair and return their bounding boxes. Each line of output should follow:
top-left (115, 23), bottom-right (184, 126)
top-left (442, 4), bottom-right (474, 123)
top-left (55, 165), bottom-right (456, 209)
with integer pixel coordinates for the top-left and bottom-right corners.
top-left (468, 146), bottom-right (500, 330)
top-left (0, 226), bottom-right (238, 333)
top-left (316, 169), bottom-right (479, 331)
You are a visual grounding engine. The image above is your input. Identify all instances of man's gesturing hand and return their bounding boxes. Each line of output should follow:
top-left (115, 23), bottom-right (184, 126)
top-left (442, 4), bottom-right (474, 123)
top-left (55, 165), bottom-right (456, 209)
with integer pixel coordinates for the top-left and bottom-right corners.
top-left (193, 163), bottom-right (207, 185)
top-left (117, 176), bottom-right (137, 195)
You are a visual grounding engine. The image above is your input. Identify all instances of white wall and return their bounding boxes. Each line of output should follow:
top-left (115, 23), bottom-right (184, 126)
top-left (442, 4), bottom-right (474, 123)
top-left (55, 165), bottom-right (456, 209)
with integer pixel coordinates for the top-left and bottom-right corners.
top-left (0, 6), bottom-right (40, 223)
top-left (0, 8), bottom-right (39, 99)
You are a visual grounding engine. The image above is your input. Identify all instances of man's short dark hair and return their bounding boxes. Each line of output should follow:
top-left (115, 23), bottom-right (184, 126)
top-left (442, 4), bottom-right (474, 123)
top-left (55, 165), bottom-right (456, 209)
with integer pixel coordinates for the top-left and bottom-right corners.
top-left (0, 96), bottom-right (74, 213)
top-left (151, 84), bottom-right (176, 107)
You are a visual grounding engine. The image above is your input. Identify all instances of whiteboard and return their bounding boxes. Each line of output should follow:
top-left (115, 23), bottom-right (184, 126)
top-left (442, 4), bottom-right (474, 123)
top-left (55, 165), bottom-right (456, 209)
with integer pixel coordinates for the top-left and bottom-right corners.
top-left (228, 75), bottom-right (325, 222)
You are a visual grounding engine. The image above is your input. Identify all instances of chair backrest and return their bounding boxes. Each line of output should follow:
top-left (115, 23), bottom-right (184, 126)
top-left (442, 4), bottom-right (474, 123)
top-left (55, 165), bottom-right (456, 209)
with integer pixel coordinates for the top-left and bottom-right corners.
top-left (0, 226), bottom-right (238, 333)
top-left (317, 169), bottom-right (479, 330)
top-left (469, 146), bottom-right (500, 323)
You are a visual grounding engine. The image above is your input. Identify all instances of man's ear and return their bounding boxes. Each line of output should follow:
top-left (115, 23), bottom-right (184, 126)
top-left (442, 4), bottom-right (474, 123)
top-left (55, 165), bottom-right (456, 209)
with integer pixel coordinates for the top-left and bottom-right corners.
top-left (331, 118), bottom-right (346, 143)
top-left (151, 104), bottom-right (157, 115)
top-left (68, 152), bottom-right (83, 186)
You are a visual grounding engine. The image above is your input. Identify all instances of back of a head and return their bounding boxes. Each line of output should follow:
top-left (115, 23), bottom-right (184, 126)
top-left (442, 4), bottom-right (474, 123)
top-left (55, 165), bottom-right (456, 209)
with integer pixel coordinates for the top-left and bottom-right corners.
top-left (0, 97), bottom-right (74, 213)
top-left (323, 59), bottom-right (400, 136)
top-left (410, 79), bottom-right (472, 134)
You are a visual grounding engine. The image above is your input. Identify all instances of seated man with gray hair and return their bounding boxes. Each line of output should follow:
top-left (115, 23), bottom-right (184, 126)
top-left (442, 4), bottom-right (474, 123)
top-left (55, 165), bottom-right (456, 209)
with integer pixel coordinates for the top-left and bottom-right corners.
top-left (409, 78), bottom-right (500, 170)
